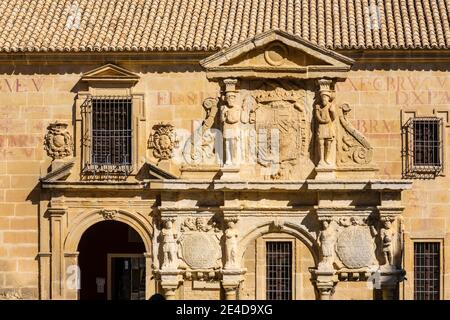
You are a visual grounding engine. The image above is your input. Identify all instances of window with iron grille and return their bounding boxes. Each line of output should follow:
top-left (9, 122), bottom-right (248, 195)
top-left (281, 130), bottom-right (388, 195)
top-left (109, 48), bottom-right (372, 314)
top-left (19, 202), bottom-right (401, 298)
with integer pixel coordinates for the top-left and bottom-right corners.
top-left (81, 96), bottom-right (133, 177)
top-left (414, 242), bottom-right (440, 300)
top-left (266, 241), bottom-right (292, 300)
top-left (402, 117), bottom-right (443, 178)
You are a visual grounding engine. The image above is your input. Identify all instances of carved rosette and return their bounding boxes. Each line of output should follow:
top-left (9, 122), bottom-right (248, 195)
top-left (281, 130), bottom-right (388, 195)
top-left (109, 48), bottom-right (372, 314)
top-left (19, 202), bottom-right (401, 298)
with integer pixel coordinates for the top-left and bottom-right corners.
top-left (178, 217), bottom-right (222, 271)
top-left (148, 123), bottom-right (179, 160)
top-left (337, 104), bottom-right (373, 166)
top-left (44, 122), bottom-right (73, 160)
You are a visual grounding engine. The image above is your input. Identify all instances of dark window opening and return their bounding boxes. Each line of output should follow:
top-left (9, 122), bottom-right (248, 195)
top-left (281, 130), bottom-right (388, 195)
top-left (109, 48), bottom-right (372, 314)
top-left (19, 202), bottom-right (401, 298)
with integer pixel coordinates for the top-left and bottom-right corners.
top-left (414, 242), bottom-right (440, 300)
top-left (266, 241), bottom-right (292, 300)
top-left (82, 96), bottom-right (133, 178)
top-left (402, 117), bottom-right (443, 178)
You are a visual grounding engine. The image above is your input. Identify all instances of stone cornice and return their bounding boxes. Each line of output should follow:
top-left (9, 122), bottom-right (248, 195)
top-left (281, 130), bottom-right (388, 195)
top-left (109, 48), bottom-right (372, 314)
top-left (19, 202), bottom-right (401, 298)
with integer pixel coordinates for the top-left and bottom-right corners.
top-left (42, 179), bottom-right (412, 192)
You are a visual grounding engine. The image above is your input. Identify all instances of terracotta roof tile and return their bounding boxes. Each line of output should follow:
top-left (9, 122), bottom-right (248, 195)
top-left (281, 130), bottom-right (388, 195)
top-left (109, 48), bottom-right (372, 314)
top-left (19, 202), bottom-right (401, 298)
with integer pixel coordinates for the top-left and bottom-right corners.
top-left (0, 0), bottom-right (448, 53)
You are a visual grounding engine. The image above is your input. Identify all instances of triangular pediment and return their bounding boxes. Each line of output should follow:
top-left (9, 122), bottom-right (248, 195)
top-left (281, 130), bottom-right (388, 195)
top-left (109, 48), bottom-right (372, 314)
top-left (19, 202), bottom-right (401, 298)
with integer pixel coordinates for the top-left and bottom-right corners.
top-left (201, 29), bottom-right (354, 80)
top-left (81, 63), bottom-right (140, 83)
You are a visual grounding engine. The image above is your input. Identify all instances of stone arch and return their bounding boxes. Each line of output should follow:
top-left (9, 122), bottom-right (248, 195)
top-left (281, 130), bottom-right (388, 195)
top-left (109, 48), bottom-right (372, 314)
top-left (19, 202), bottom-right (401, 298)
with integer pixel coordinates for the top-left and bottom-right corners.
top-left (64, 209), bottom-right (153, 254)
top-left (239, 221), bottom-right (319, 265)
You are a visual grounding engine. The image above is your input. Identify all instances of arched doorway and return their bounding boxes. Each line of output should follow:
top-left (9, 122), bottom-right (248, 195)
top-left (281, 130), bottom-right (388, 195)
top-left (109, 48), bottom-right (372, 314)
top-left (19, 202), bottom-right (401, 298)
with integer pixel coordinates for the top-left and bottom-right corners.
top-left (77, 221), bottom-right (146, 300)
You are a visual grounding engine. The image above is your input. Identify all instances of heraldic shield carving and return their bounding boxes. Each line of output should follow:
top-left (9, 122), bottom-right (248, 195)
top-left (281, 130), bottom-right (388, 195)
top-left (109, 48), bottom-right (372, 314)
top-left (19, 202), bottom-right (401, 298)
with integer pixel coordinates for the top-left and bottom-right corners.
top-left (178, 217), bottom-right (222, 270)
top-left (252, 81), bottom-right (311, 179)
top-left (335, 225), bottom-right (377, 269)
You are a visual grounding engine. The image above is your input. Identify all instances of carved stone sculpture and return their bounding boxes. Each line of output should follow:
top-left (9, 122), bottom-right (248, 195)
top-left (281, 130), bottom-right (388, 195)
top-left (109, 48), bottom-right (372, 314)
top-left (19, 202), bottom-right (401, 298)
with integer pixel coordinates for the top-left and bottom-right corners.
top-left (221, 79), bottom-right (243, 166)
top-left (99, 209), bottom-right (116, 220)
top-left (252, 81), bottom-right (309, 179)
top-left (337, 104), bottom-right (373, 166)
top-left (181, 217), bottom-right (214, 232)
top-left (336, 225), bottom-right (377, 269)
top-left (380, 220), bottom-right (395, 266)
top-left (315, 80), bottom-right (336, 166)
top-left (183, 97), bottom-right (220, 165)
top-left (148, 123), bottom-right (179, 160)
top-left (44, 122), bottom-right (73, 160)
top-left (161, 219), bottom-right (178, 270)
top-left (224, 220), bottom-right (239, 269)
top-left (178, 216), bottom-right (222, 270)
top-left (317, 220), bottom-right (336, 270)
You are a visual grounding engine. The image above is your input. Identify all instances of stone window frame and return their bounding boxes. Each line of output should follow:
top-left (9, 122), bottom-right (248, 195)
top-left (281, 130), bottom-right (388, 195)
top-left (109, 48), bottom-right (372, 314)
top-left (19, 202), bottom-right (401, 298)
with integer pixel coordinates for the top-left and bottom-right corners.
top-left (410, 238), bottom-right (444, 300)
top-left (255, 234), bottom-right (303, 300)
top-left (75, 89), bottom-right (146, 179)
top-left (401, 109), bottom-right (448, 179)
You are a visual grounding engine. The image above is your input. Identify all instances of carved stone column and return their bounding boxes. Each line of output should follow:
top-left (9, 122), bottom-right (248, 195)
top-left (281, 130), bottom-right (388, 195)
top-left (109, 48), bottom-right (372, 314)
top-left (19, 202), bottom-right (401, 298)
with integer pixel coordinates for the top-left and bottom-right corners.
top-left (48, 207), bottom-right (67, 299)
top-left (223, 285), bottom-right (238, 300)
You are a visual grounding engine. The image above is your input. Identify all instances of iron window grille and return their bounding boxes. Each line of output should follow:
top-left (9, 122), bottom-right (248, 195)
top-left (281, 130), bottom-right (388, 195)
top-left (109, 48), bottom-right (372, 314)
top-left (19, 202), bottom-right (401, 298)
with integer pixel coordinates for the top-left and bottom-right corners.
top-left (414, 242), bottom-right (440, 300)
top-left (81, 96), bottom-right (133, 179)
top-left (402, 117), bottom-right (443, 178)
top-left (266, 241), bottom-right (292, 300)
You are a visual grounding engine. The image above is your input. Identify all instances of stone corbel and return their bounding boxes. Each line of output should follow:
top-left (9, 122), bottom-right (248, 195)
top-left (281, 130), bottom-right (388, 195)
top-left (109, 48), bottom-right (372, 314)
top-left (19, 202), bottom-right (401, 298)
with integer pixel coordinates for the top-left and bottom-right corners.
top-left (310, 268), bottom-right (337, 300)
top-left (159, 270), bottom-right (182, 300)
top-left (222, 269), bottom-right (245, 300)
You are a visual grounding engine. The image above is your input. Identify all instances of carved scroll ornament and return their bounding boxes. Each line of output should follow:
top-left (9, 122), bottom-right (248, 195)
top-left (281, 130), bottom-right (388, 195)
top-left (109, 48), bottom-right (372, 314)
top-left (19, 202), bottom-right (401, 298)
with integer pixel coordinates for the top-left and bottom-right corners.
top-left (337, 104), bottom-right (373, 166)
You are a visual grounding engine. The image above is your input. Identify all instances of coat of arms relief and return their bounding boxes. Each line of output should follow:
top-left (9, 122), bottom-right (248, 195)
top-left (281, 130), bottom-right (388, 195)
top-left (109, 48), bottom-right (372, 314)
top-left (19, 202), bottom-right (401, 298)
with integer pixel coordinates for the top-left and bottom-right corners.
top-left (182, 77), bottom-right (373, 180)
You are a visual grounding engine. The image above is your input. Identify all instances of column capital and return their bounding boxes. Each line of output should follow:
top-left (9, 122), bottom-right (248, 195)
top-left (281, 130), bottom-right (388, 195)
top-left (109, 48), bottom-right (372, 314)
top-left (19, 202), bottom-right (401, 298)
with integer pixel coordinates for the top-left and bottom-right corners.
top-left (46, 207), bottom-right (67, 218)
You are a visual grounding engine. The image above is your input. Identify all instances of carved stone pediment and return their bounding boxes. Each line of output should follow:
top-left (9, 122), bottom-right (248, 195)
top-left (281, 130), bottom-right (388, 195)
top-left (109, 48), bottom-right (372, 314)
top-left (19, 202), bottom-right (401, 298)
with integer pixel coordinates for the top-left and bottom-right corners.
top-left (200, 29), bottom-right (354, 80)
top-left (81, 63), bottom-right (139, 84)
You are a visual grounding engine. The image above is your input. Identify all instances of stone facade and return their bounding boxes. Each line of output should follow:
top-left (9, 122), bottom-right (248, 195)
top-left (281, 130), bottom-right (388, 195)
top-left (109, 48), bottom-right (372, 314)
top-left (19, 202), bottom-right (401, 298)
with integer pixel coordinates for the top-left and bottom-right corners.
top-left (0, 29), bottom-right (448, 300)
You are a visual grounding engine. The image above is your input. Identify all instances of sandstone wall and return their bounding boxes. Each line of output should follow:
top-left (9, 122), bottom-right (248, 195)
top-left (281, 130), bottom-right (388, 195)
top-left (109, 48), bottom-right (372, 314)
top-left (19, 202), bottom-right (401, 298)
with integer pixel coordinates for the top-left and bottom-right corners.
top-left (0, 61), bottom-right (448, 300)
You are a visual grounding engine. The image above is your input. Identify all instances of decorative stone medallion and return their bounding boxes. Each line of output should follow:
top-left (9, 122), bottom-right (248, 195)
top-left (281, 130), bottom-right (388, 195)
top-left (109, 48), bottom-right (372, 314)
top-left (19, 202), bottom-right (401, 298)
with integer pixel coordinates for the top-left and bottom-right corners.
top-left (44, 122), bottom-right (73, 160)
top-left (264, 43), bottom-right (288, 66)
top-left (180, 232), bottom-right (221, 269)
top-left (148, 123), bottom-right (179, 160)
top-left (336, 226), bottom-right (375, 269)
